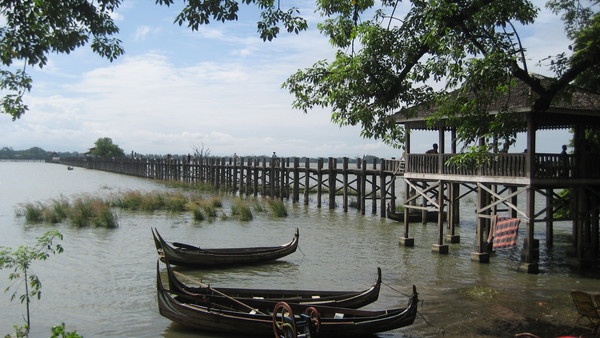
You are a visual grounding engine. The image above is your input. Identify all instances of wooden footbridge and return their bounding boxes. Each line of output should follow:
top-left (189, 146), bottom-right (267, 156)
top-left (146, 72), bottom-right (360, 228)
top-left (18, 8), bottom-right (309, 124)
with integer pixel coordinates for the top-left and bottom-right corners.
top-left (59, 156), bottom-right (405, 215)
top-left (54, 81), bottom-right (600, 274)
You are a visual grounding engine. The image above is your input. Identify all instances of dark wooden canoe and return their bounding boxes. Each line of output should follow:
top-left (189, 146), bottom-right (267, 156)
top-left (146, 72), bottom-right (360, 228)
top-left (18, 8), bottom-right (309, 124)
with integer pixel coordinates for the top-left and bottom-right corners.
top-left (156, 261), bottom-right (419, 337)
top-left (152, 228), bottom-right (299, 267)
top-left (163, 259), bottom-right (381, 309)
top-left (387, 205), bottom-right (446, 223)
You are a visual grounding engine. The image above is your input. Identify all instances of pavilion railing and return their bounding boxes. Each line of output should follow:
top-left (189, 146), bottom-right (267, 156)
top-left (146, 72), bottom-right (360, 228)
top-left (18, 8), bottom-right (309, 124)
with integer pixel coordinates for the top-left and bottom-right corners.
top-left (404, 153), bottom-right (599, 179)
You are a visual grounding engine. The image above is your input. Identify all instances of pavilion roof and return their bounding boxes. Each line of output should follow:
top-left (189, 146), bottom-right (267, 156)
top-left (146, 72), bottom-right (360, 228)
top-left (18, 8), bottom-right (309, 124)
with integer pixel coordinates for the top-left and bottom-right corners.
top-left (394, 75), bottom-right (600, 131)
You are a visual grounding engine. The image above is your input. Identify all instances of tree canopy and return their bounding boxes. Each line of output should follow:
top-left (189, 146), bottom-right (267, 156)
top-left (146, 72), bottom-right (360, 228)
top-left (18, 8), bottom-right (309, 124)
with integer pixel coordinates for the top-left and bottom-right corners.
top-left (90, 137), bottom-right (124, 157)
top-left (0, 0), bottom-right (125, 120)
top-left (1, 0), bottom-right (598, 151)
top-left (283, 0), bottom-right (600, 150)
top-left (0, 0), bottom-right (306, 121)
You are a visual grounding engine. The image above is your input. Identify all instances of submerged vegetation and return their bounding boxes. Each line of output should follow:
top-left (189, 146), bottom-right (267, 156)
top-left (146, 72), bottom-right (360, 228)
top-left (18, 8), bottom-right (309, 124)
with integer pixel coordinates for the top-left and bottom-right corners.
top-left (460, 286), bottom-right (500, 301)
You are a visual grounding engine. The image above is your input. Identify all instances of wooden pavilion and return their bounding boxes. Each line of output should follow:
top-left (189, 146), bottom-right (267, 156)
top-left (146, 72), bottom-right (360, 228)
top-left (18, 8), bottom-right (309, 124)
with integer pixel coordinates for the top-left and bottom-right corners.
top-left (394, 79), bottom-right (600, 273)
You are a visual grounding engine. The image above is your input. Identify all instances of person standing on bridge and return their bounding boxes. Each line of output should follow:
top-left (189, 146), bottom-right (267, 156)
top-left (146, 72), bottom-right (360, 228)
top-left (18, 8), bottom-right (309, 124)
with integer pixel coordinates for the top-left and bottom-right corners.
top-left (426, 143), bottom-right (438, 154)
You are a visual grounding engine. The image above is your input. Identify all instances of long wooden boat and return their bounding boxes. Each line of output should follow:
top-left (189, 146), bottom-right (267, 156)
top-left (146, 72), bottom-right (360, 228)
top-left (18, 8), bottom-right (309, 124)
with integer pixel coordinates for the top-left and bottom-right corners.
top-left (152, 228), bottom-right (299, 267)
top-left (387, 205), bottom-right (446, 223)
top-left (156, 262), bottom-right (419, 337)
top-left (163, 259), bottom-right (381, 309)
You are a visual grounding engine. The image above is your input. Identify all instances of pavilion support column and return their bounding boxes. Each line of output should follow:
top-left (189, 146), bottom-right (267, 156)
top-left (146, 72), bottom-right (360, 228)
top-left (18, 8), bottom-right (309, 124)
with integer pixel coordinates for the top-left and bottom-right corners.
top-left (399, 131), bottom-right (414, 247)
top-left (591, 195), bottom-right (600, 255)
top-left (575, 186), bottom-right (592, 268)
top-left (421, 192), bottom-right (427, 224)
top-left (471, 183), bottom-right (490, 263)
top-left (545, 188), bottom-right (554, 248)
top-left (399, 179), bottom-right (414, 247)
top-left (446, 128), bottom-right (460, 243)
top-left (379, 159), bottom-right (387, 217)
top-left (519, 185), bottom-right (539, 273)
top-left (432, 181), bottom-right (449, 254)
top-left (510, 186), bottom-right (518, 218)
top-left (342, 158), bottom-right (349, 212)
top-left (446, 182), bottom-right (461, 244)
top-left (328, 157), bottom-right (336, 209)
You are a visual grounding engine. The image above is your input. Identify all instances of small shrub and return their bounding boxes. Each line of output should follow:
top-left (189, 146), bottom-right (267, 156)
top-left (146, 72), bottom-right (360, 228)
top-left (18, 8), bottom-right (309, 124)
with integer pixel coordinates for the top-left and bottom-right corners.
top-left (50, 322), bottom-right (83, 338)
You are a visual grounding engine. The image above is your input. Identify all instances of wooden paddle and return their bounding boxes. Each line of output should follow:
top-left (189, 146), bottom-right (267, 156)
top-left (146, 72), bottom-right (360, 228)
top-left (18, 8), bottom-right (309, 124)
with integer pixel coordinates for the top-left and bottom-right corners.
top-left (172, 270), bottom-right (267, 315)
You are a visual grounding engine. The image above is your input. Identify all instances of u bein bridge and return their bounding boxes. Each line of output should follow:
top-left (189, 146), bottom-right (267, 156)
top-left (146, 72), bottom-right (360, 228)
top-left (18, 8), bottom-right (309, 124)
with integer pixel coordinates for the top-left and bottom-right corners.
top-left (60, 155), bottom-right (406, 214)
top-left (59, 81), bottom-right (600, 274)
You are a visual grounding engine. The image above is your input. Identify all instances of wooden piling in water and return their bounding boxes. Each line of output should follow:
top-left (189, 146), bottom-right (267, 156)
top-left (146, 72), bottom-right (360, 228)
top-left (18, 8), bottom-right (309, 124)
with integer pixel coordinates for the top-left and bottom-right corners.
top-left (58, 155), bottom-right (405, 215)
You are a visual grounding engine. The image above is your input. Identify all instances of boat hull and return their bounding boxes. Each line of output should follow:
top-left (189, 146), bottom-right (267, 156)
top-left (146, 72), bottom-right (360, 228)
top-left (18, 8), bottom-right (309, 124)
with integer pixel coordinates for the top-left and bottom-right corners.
top-left (164, 259), bottom-right (381, 309)
top-left (152, 228), bottom-right (299, 267)
top-left (157, 261), bottom-right (419, 337)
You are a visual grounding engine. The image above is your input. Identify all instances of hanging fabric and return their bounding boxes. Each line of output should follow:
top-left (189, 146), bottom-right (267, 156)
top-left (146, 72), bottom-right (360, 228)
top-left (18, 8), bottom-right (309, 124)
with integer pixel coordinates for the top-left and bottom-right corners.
top-left (489, 215), bottom-right (521, 249)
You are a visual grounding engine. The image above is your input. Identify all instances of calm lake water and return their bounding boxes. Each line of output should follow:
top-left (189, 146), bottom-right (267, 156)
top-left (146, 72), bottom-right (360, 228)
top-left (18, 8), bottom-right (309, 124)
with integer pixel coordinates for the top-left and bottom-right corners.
top-left (0, 161), bottom-right (598, 337)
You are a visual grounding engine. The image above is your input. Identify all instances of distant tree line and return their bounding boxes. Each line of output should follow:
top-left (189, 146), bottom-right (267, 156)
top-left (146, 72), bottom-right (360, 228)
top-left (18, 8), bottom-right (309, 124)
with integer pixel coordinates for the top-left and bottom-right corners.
top-left (0, 146), bottom-right (391, 163)
top-left (0, 147), bottom-right (79, 160)
top-left (1, 137), bottom-right (394, 162)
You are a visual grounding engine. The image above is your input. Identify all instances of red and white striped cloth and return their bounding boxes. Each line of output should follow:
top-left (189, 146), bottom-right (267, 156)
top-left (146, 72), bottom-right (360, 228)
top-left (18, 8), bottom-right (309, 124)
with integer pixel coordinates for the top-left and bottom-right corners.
top-left (489, 215), bottom-right (521, 249)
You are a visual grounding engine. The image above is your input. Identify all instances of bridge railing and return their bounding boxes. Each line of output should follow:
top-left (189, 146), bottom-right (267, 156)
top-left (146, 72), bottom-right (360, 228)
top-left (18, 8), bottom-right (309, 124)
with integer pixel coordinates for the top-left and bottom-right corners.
top-left (404, 153), bottom-right (599, 179)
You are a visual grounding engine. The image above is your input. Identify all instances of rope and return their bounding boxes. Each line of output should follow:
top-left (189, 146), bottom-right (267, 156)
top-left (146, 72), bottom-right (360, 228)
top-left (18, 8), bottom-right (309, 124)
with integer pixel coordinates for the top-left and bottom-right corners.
top-left (382, 281), bottom-right (445, 335)
top-left (417, 309), bottom-right (446, 335)
top-left (297, 243), bottom-right (306, 258)
top-left (382, 280), bottom-right (411, 297)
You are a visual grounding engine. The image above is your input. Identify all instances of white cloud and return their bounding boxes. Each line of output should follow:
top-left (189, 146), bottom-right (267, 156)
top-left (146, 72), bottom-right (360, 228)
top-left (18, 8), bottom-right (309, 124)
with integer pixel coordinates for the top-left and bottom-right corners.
top-left (134, 25), bottom-right (153, 41)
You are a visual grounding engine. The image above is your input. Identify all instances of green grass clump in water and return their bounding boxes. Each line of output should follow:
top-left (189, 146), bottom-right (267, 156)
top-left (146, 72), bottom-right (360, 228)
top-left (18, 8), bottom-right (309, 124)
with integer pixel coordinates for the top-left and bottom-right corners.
top-left (139, 193), bottom-right (166, 211)
top-left (67, 197), bottom-right (117, 228)
top-left (231, 198), bottom-right (253, 221)
top-left (193, 208), bottom-right (205, 221)
top-left (164, 192), bottom-right (188, 212)
top-left (162, 180), bottom-right (215, 192)
top-left (209, 197), bottom-right (222, 208)
top-left (40, 199), bottom-right (70, 223)
top-left (110, 190), bottom-right (144, 210)
top-left (90, 202), bottom-right (118, 228)
top-left (267, 199), bottom-right (288, 218)
top-left (22, 203), bottom-right (44, 222)
top-left (253, 201), bottom-right (265, 212)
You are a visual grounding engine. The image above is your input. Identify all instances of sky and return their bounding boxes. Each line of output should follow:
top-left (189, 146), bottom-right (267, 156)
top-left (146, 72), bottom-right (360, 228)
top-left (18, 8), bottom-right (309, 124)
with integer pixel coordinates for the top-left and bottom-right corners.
top-left (0, 0), bottom-right (575, 158)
